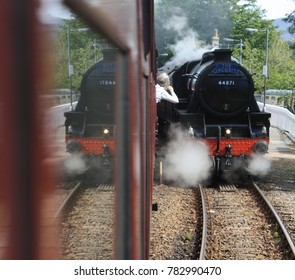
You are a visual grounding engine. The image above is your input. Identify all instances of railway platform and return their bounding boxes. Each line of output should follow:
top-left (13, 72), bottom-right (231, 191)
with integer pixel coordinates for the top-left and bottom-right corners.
top-left (267, 127), bottom-right (295, 159)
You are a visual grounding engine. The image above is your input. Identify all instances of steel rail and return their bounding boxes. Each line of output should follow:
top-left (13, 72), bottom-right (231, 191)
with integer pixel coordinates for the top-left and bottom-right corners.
top-left (54, 181), bottom-right (83, 220)
top-left (252, 181), bottom-right (295, 259)
top-left (198, 185), bottom-right (208, 260)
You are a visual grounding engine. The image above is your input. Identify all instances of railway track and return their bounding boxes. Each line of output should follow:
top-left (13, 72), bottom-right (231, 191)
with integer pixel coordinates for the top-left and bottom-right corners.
top-left (149, 184), bottom-right (200, 260)
top-left (202, 182), bottom-right (295, 259)
top-left (54, 179), bottom-right (294, 260)
top-left (259, 186), bottom-right (295, 248)
top-left (54, 181), bottom-right (83, 220)
top-left (56, 181), bottom-right (115, 259)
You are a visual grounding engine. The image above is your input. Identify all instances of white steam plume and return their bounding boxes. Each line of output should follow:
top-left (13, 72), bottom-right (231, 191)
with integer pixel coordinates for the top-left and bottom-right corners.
top-left (160, 11), bottom-right (211, 72)
top-left (165, 14), bottom-right (188, 33)
top-left (163, 125), bottom-right (212, 187)
top-left (247, 154), bottom-right (272, 177)
top-left (64, 154), bottom-right (87, 175)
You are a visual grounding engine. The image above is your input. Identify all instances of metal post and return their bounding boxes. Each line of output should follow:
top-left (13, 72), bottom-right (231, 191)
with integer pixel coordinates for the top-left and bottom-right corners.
top-left (67, 28), bottom-right (73, 110)
top-left (94, 38), bottom-right (97, 63)
top-left (223, 37), bottom-right (243, 64)
top-left (240, 39), bottom-right (243, 64)
top-left (263, 29), bottom-right (269, 112)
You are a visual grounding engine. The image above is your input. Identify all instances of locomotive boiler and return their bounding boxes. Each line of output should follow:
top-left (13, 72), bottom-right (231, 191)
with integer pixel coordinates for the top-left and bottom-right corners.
top-left (157, 49), bottom-right (271, 182)
top-left (64, 49), bottom-right (116, 182)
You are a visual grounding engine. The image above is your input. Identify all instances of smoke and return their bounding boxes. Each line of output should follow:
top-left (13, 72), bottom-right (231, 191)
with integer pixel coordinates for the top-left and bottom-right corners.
top-left (162, 125), bottom-right (212, 187)
top-left (246, 154), bottom-right (272, 177)
top-left (64, 154), bottom-right (88, 175)
top-left (159, 10), bottom-right (211, 72)
top-left (163, 32), bottom-right (210, 71)
top-left (165, 14), bottom-right (188, 34)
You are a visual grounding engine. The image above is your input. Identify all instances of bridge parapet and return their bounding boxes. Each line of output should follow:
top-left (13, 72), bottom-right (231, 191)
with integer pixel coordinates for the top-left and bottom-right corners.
top-left (258, 102), bottom-right (295, 142)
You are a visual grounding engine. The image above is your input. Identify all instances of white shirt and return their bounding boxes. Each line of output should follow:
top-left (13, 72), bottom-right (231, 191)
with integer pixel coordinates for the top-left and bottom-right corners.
top-left (155, 84), bottom-right (179, 104)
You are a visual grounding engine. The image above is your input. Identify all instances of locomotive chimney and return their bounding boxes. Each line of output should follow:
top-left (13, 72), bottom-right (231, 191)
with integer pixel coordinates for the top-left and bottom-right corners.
top-left (212, 28), bottom-right (219, 49)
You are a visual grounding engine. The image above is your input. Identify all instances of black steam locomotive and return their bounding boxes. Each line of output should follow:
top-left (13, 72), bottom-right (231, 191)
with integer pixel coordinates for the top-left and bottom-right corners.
top-left (157, 49), bottom-right (271, 183)
top-left (64, 49), bottom-right (116, 182)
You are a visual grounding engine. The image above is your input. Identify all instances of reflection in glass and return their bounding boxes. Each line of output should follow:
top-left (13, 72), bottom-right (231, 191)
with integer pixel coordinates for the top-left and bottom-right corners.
top-left (50, 14), bottom-right (117, 259)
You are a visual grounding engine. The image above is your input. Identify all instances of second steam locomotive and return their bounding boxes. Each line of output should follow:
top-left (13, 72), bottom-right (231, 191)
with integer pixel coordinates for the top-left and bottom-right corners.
top-left (157, 49), bottom-right (271, 183)
top-left (64, 49), bottom-right (116, 182)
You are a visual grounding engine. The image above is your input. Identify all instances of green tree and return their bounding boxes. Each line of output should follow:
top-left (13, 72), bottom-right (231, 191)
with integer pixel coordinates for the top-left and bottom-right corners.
top-left (267, 35), bottom-right (295, 90)
top-left (283, 0), bottom-right (295, 36)
top-left (52, 16), bottom-right (104, 92)
top-left (283, 2), bottom-right (295, 54)
top-left (277, 92), bottom-right (295, 110)
top-left (155, 0), bottom-right (235, 67)
top-left (228, 0), bottom-right (276, 94)
top-left (52, 29), bottom-right (68, 89)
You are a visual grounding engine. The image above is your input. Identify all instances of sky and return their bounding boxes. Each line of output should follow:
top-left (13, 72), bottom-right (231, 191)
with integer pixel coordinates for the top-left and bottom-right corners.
top-left (39, 0), bottom-right (295, 23)
top-left (256, 0), bottom-right (295, 19)
top-left (39, 0), bottom-right (71, 23)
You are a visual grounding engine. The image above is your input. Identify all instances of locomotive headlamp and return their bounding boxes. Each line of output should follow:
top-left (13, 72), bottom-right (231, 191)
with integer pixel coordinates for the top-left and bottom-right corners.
top-left (103, 128), bottom-right (110, 136)
top-left (225, 128), bottom-right (232, 138)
